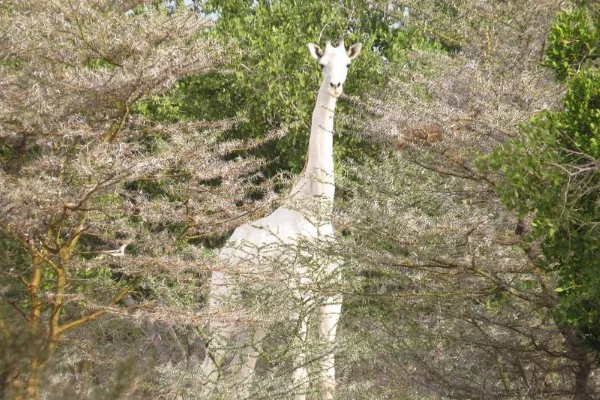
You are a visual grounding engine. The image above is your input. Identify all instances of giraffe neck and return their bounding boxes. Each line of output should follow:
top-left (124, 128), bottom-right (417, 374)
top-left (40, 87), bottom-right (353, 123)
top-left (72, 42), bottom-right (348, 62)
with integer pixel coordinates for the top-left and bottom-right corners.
top-left (289, 78), bottom-right (337, 205)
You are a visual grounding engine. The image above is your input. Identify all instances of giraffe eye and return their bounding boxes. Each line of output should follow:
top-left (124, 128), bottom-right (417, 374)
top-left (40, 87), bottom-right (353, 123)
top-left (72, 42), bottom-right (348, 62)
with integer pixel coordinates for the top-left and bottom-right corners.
top-left (346, 64), bottom-right (351, 68)
top-left (319, 63), bottom-right (325, 70)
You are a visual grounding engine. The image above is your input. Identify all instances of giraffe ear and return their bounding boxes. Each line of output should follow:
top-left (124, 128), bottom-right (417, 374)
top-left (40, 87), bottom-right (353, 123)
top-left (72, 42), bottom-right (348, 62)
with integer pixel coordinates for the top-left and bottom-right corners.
top-left (347, 43), bottom-right (362, 60)
top-left (307, 43), bottom-right (324, 60)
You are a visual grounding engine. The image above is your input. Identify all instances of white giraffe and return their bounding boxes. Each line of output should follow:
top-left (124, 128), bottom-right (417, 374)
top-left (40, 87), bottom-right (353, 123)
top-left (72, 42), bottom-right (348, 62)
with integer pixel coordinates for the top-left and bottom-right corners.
top-left (201, 40), bottom-right (361, 400)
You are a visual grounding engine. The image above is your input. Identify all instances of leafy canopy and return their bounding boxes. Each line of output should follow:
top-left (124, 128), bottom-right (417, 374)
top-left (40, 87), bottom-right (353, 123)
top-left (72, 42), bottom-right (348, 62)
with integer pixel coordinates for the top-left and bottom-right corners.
top-left (148, 0), bottom-right (431, 174)
top-left (488, 3), bottom-right (600, 355)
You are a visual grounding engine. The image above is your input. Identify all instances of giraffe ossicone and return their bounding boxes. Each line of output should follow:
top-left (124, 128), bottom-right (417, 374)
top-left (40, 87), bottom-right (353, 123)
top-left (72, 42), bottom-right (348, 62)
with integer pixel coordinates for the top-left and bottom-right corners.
top-left (201, 40), bottom-right (361, 400)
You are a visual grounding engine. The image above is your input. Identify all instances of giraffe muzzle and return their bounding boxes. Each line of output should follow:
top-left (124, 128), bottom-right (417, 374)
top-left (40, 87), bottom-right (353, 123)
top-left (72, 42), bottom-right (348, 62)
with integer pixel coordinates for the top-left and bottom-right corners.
top-left (329, 82), bottom-right (343, 97)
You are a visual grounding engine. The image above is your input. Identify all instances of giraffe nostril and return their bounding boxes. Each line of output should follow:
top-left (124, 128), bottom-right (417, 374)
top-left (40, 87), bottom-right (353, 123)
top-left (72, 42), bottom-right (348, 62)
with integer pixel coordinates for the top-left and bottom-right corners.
top-left (330, 82), bottom-right (342, 89)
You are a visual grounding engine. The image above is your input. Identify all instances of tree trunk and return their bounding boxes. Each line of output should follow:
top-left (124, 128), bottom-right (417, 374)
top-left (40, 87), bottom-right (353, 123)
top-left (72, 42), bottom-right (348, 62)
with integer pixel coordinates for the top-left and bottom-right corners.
top-left (24, 357), bottom-right (42, 400)
top-left (560, 326), bottom-right (595, 400)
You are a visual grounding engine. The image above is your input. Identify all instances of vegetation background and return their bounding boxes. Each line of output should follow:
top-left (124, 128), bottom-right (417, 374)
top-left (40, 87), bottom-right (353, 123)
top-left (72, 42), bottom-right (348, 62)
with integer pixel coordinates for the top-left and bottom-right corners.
top-left (1, 0), bottom-right (600, 399)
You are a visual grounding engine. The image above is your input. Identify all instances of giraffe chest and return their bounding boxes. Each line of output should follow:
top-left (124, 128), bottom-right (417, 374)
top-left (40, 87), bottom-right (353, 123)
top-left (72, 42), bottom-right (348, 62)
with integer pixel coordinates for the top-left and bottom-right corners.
top-left (219, 207), bottom-right (335, 285)
top-left (229, 207), bottom-right (332, 243)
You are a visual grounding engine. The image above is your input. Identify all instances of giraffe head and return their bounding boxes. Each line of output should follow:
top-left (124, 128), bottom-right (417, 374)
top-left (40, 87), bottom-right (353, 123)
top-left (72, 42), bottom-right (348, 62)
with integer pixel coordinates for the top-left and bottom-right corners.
top-left (307, 40), bottom-right (362, 98)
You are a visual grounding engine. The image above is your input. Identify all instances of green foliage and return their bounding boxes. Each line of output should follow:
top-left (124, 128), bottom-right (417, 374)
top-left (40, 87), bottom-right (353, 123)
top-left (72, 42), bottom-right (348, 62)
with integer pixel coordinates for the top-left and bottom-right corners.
top-left (543, 7), bottom-right (600, 81)
top-left (487, 3), bottom-right (600, 355)
top-left (148, 0), bottom-right (430, 175)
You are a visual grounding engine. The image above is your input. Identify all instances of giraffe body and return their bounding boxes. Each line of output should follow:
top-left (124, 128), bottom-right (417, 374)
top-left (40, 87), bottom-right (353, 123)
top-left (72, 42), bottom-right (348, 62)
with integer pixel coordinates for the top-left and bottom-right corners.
top-left (201, 40), bottom-right (361, 400)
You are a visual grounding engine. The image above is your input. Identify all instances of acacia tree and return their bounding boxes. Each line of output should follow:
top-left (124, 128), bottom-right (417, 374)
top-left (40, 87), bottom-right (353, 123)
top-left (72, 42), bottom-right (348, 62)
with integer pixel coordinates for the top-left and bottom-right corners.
top-left (0, 2), bottom-right (276, 398)
top-left (330, 0), bottom-right (599, 398)
top-left (490, 1), bottom-right (600, 373)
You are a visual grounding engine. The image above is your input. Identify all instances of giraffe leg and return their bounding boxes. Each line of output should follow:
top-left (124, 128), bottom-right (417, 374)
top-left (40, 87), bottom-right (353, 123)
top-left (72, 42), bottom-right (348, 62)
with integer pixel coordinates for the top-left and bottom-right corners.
top-left (229, 326), bottom-right (266, 398)
top-left (201, 320), bottom-right (237, 386)
top-left (318, 294), bottom-right (342, 400)
top-left (201, 271), bottom-right (239, 388)
top-left (292, 310), bottom-right (310, 400)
